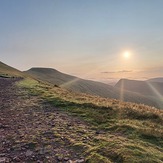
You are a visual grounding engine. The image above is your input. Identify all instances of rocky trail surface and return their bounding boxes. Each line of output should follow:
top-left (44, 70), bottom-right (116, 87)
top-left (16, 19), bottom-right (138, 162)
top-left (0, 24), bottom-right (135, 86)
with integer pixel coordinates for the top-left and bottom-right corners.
top-left (0, 78), bottom-right (94, 163)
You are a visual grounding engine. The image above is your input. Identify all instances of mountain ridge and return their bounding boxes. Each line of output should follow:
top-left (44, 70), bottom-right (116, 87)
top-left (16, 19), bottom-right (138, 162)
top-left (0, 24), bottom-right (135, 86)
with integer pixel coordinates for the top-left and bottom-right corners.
top-left (25, 67), bottom-right (160, 108)
top-left (115, 78), bottom-right (163, 108)
top-left (0, 60), bottom-right (161, 108)
top-left (115, 78), bottom-right (163, 96)
top-left (147, 77), bottom-right (163, 83)
top-left (25, 67), bottom-right (117, 98)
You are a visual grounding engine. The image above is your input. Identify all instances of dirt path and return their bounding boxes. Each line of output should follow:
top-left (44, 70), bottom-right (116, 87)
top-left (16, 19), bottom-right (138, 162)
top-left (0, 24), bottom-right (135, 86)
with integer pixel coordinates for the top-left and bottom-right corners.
top-left (0, 78), bottom-right (94, 163)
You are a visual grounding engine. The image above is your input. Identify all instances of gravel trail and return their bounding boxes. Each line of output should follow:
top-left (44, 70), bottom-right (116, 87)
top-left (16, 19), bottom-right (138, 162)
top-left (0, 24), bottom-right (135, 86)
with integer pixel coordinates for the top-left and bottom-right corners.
top-left (0, 78), bottom-right (93, 163)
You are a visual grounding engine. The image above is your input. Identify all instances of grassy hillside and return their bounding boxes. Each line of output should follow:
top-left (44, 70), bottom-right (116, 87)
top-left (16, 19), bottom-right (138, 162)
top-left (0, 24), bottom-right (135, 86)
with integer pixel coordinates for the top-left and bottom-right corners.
top-left (17, 78), bottom-right (163, 163)
top-left (0, 61), bottom-right (24, 77)
top-left (25, 68), bottom-right (159, 108)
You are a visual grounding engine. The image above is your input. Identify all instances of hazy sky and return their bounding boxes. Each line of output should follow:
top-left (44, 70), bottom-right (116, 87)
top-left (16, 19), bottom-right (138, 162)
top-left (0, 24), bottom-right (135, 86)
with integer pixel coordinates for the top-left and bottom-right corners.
top-left (0, 0), bottom-right (163, 82)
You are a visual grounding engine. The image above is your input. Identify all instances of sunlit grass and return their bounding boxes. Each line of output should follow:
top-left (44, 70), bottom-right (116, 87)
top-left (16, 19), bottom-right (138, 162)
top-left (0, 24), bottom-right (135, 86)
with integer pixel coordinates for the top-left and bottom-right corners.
top-left (17, 78), bottom-right (163, 162)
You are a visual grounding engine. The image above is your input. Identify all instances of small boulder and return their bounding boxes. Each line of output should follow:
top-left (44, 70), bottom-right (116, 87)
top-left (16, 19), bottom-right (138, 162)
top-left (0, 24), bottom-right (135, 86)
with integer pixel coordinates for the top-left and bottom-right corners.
top-left (75, 159), bottom-right (85, 163)
top-left (0, 157), bottom-right (9, 163)
top-left (25, 150), bottom-right (33, 157)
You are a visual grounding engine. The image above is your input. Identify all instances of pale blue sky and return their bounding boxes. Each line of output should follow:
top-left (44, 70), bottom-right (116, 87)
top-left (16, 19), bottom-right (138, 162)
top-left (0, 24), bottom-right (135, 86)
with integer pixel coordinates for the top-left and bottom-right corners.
top-left (0, 0), bottom-right (163, 82)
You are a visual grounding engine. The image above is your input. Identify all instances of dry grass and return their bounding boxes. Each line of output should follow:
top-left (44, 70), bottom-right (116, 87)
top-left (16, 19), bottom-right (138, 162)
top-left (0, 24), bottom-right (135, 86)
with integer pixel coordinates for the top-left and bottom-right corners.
top-left (17, 78), bottom-right (163, 163)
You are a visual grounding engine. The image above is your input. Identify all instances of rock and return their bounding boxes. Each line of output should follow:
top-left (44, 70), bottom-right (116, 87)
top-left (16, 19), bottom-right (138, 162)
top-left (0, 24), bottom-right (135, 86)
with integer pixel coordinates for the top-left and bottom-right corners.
top-left (95, 130), bottom-right (105, 134)
top-left (0, 157), bottom-right (7, 163)
top-left (42, 131), bottom-right (54, 138)
top-left (0, 124), bottom-right (9, 129)
top-left (39, 148), bottom-right (44, 155)
top-left (13, 156), bottom-right (20, 162)
top-left (75, 159), bottom-right (85, 163)
top-left (23, 142), bottom-right (37, 149)
top-left (67, 123), bottom-right (72, 127)
top-left (0, 154), bottom-right (5, 157)
top-left (37, 160), bottom-right (43, 163)
top-left (25, 150), bottom-right (33, 157)
top-left (64, 157), bottom-right (69, 161)
top-left (45, 156), bottom-right (50, 159)
top-left (57, 156), bottom-right (63, 161)
top-left (68, 160), bottom-right (73, 163)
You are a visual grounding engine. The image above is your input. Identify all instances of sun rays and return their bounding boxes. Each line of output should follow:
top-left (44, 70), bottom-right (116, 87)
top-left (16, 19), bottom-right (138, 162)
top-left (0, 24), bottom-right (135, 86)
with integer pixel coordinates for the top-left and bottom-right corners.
top-left (119, 79), bottom-right (124, 101)
top-left (60, 78), bottom-right (80, 88)
top-left (145, 81), bottom-right (163, 108)
top-left (123, 51), bottom-right (131, 59)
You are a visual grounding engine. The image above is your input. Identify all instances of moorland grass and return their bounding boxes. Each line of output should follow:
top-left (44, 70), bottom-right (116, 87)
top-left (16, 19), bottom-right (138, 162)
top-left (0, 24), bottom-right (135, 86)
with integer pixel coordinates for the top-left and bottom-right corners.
top-left (17, 78), bottom-right (163, 163)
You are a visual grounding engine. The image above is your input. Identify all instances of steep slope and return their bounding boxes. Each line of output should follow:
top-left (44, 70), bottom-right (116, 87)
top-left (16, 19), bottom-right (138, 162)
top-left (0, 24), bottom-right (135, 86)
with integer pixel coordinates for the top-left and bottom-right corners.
top-left (25, 68), bottom-right (159, 108)
top-left (0, 61), bottom-right (24, 77)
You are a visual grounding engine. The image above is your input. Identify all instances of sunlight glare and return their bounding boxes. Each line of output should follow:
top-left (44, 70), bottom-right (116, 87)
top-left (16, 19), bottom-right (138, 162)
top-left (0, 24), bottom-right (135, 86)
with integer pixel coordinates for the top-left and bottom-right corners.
top-left (123, 51), bottom-right (130, 59)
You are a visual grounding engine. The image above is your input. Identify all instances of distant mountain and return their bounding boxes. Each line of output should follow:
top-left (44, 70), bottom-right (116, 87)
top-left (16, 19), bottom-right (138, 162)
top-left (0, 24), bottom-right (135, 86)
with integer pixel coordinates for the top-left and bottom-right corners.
top-left (147, 77), bottom-right (163, 83)
top-left (25, 68), bottom-right (118, 98)
top-left (115, 78), bottom-right (163, 96)
top-left (2, 67), bottom-right (163, 163)
top-left (25, 68), bottom-right (160, 108)
top-left (0, 61), bottom-right (24, 77)
top-left (0, 60), bottom-right (161, 108)
top-left (115, 79), bottom-right (163, 108)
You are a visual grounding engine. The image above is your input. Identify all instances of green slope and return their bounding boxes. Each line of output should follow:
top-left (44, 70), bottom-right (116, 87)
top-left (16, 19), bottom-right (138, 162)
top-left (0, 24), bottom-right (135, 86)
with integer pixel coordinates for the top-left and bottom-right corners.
top-left (17, 77), bottom-right (163, 163)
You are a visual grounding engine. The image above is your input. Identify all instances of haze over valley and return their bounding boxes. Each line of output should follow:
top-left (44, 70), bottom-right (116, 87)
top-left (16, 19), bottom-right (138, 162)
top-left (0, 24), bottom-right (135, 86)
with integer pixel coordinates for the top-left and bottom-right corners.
top-left (1, 1), bottom-right (163, 84)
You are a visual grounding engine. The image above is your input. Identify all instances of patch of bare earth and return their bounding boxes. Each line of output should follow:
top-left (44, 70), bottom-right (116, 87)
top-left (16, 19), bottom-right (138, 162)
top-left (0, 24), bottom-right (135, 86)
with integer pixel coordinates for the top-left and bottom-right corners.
top-left (0, 78), bottom-right (94, 163)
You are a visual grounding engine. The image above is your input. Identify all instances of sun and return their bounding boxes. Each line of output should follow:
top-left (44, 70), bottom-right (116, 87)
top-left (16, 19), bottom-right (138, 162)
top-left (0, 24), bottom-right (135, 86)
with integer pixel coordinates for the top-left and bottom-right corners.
top-left (123, 51), bottom-right (131, 59)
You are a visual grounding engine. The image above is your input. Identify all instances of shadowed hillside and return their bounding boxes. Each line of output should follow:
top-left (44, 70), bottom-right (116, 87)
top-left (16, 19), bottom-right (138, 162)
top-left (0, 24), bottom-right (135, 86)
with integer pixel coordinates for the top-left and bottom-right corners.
top-left (25, 68), bottom-right (159, 108)
top-left (115, 78), bottom-right (163, 97)
top-left (147, 77), bottom-right (163, 83)
top-left (115, 79), bottom-right (163, 109)
top-left (25, 68), bottom-right (117, 98)
top-left (0, 61), bottom-right (160, 108)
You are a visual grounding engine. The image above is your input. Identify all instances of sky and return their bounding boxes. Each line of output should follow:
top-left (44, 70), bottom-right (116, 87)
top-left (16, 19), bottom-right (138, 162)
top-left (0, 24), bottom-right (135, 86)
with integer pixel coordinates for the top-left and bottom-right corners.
top-left (0, 0), bottom-right (163, 83)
